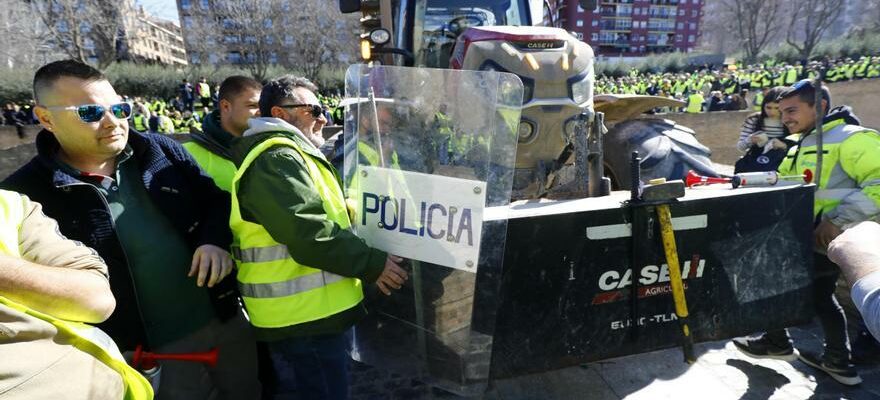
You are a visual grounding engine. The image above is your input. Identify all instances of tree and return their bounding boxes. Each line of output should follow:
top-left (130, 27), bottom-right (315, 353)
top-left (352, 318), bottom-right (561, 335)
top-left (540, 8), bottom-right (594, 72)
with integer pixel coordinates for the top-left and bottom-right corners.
top-left (785, 0), bottom-right (845, 61)
top-left (0, 1), bottom-right (64, 69)
top-left (283, 3), bottom-right (358, 84)
top-left (181, 0), bottom-right (358, 83)
top-left (210, 0), bottom-right (283, 81)
top-left (29, 0), bottom-right (130, 69)
top-left (718, 0), bottom-right (784, 63)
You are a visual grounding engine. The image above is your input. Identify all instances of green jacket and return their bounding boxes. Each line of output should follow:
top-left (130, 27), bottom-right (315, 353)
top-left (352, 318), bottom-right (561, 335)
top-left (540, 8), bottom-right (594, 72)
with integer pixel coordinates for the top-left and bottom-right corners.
top-left (230, 118), bottom-right (387, 340)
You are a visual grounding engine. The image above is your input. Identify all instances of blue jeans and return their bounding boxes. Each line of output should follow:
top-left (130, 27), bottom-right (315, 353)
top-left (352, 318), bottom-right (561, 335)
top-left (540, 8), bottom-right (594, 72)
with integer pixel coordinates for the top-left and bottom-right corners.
top-left (266, 331), bottom-right (352, 400)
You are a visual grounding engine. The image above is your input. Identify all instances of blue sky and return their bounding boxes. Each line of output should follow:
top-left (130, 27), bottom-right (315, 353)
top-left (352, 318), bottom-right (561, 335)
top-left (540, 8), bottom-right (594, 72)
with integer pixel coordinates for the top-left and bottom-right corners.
top-left (136, 0), bottom-right (180, 23)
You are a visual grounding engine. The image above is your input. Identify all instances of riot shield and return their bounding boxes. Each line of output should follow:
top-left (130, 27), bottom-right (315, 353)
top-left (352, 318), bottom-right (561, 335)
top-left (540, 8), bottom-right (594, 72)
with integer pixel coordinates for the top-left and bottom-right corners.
top-left (343, 64), bottom-right (522, 395)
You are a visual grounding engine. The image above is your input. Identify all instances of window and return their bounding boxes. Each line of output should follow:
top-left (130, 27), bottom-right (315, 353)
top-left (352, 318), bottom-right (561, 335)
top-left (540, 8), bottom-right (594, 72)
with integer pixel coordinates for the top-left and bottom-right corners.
top-left (227, 52), bottom-right (242, 63)
top-left (264, 19), bottom-right (272, 28)
top-left (592, 20), bottom-right (598, 27)
top-left (679, 9), bottom-right (685, 16)
top-left (269, 52), bottom-right (278, 64)
top-left (634, 8), bottom-right (640, 15)
top-left (677, 22), bottom-right (683, 29)
top-left (200, 0), bottom-right (209, 8)
top-left (576, 20), bottom-right (584, 27)
top-left (689, 22), bottom-right (696, 30)
top-left (183, 16), bottom-right (193, 29)
top-left (224, 35), bottom-right (240, 44)
top-left (691, 10), bottom-right (697, 17)
top-left (284, 35), bottom-right (293, 45)
top-left (190, 52), bottom-right (200, 64)
top-left (209, 53), bottom-right (219, 64)
top-left (688, 34), bottom-right (695, 42)
top-left (591, 33), bottom-right (598, 41)
top-left (676, 34), bottom-right (683, 42)
top-left (692, 0), bottom-right (699, 3)
top-left (577, 5), bottom-right (584, 12)
top-left (181, 0), bottom-right (191, 9)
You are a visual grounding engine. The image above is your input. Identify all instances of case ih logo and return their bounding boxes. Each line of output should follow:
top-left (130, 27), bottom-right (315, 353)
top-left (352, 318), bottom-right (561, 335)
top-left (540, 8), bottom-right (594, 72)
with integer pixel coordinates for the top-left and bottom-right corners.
top-left (592, 259), bottom-right (706, 305)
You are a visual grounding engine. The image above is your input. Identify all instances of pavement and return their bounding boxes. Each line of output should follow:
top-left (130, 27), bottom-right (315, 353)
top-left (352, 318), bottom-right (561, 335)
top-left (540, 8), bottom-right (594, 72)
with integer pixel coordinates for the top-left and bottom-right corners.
top-left (481, 321), bottom-right (880, 400)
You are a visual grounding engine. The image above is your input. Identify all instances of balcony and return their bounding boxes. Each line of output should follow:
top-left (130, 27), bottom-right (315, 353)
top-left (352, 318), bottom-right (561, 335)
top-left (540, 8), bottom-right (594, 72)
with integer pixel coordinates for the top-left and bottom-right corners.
top-left (600, 11), bottom-right (633, 17)
top-left (600, 23), bottom-right (633, 30)
top-left (597, 40), bottom-right (631, 47)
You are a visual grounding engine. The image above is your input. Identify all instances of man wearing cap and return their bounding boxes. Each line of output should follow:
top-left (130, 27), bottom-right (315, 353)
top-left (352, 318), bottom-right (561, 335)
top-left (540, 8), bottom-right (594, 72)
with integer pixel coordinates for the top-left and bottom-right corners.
top-left (732, 79), bottom-right (880, 386)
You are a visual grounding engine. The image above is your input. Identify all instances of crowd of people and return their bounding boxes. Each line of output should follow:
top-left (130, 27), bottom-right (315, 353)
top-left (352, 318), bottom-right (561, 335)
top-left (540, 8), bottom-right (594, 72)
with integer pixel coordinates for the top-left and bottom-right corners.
top-left (3, 77), bottom-right (345, 138)
top-left (597, 55), bottom-right (880, 113)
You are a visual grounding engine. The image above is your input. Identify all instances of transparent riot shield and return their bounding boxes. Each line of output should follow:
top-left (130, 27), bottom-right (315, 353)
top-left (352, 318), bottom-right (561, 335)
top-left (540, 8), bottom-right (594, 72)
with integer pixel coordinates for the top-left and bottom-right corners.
top-left (343, 65), bottom-right (522, 395)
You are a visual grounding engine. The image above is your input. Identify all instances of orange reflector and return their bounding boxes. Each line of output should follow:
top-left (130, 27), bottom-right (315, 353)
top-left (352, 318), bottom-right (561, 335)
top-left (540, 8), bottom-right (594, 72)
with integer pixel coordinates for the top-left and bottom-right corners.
top-left (561, 53), bottom-right (570, 71)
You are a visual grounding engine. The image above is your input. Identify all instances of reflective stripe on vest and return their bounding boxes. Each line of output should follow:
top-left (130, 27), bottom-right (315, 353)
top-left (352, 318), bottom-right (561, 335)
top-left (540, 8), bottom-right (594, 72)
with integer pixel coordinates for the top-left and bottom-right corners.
top-left (0, 190), bottom-right (153, 400)
top-left (780, 121), bottom-right (879, 216)
top-left (229, 136), bottom-right (363, 328)
top-left (182, 141), bottom-right (236, 193)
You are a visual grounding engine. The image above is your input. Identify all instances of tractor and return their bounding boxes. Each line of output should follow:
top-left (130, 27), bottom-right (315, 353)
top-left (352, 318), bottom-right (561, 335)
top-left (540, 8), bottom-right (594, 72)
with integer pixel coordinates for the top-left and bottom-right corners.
top-left (335, 0), bottom-right (815, 396)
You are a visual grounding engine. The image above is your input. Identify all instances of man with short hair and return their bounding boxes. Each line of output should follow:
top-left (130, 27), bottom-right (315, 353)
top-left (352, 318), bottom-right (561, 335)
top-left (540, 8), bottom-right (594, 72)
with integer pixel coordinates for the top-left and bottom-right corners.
top-left (733, 79), bottom-right (880, 386)
top-left (183, 75), bottom-right (261, 192)
top-left (2, 60), bottom-right (259, 399)
top-left (229, 75), bottom-right (408, 399)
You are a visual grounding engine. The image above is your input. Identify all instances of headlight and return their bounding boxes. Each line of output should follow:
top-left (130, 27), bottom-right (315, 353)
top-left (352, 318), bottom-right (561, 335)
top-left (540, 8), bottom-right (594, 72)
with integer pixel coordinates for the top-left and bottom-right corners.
top-left (570, 74), bottom-right (593, 105)
top-left (517, 120), bottom-right (536, 143)
top-left (369, 29), bottom-right (391, 45)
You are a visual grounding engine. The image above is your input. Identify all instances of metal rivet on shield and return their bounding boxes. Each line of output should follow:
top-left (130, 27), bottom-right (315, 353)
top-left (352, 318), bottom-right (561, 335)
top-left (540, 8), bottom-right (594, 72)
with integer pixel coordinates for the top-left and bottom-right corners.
top-left (473, 187), bottom-right (482, 194)
top-left (466, 260), bottom-right (474, 268)
top-left (377, 222), bottom-right (384, 228)
top-left (449, 206), bottom-right (458, 214)
top-left (447, 234), bottom-right (455, 242)
top-left (361, 170), bottom-right (368, 177)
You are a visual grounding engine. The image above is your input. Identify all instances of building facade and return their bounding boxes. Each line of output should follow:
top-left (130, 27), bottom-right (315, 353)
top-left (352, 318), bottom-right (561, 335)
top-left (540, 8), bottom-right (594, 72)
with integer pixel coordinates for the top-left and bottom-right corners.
top-left (122, 7), bottom-right (188, 67)
top-left (562, 0), bottom-right (703, 57)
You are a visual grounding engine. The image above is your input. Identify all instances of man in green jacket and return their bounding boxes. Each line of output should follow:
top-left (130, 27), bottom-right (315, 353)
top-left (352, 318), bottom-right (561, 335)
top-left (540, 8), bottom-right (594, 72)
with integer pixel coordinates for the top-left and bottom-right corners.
top-left (183, 75), bottom-right (261, 192)
top-left (230, 75), bottom-right (408, 399)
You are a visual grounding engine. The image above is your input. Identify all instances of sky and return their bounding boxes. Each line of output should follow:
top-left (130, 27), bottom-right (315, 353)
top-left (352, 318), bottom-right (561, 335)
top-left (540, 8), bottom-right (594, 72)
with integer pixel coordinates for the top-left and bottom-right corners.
top-left (136, 0), bottom-right (180, 23)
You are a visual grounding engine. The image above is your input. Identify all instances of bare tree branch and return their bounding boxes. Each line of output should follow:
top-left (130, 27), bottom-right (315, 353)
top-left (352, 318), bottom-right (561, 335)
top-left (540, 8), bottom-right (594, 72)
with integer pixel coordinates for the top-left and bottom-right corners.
top-left (786, 0), bottom-right (845, 61)
top-left (718, 0), bottom-right (783, 63)
top-left (29, 0), bottom-right (128, 69)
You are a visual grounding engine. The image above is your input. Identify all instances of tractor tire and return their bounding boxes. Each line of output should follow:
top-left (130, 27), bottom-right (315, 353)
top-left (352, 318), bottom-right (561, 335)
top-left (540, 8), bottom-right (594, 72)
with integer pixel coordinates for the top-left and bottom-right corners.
top-left (603, 118), bottom-right (719, 190)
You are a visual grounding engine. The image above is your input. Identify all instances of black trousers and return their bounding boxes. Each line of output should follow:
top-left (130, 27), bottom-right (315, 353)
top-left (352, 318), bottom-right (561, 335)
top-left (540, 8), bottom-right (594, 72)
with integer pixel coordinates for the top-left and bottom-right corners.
top-left (765, 252), bottom-right (850, 362)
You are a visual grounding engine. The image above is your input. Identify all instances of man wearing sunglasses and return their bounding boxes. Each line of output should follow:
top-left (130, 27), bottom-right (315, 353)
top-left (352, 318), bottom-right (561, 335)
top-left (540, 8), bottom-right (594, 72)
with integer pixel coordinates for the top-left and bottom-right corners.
top-left (1, 60), bottom-right (260, 399)
top-left (227, 75), bottom-right (408, 399)
top-left (733, 79), bottom-right (880, 386)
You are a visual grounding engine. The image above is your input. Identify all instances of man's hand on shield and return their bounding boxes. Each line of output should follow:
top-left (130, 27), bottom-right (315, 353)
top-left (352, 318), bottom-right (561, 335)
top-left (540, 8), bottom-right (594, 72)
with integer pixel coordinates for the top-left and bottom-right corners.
top-left (376, 254), bottom-right (408, 295)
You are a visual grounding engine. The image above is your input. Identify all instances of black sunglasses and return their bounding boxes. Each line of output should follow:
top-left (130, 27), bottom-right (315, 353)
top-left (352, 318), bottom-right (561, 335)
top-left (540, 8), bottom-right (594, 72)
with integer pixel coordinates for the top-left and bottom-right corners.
top-left (45, 102), bottom-right (133, 123)
top-left (278, 104), bottom-right (326, 118)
